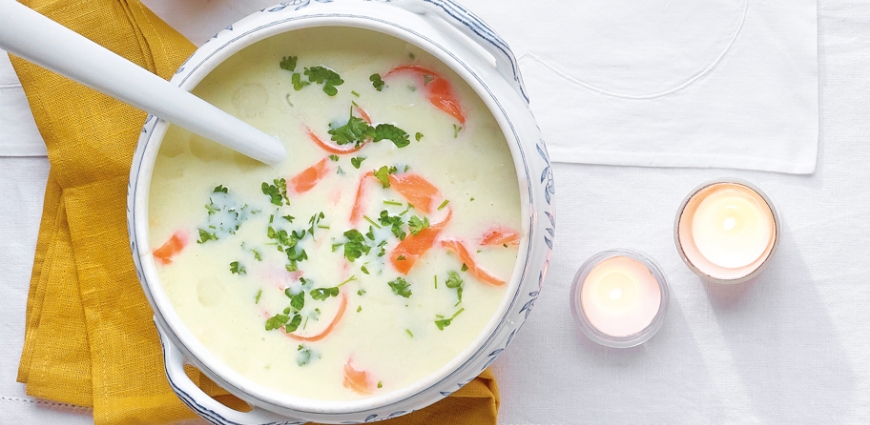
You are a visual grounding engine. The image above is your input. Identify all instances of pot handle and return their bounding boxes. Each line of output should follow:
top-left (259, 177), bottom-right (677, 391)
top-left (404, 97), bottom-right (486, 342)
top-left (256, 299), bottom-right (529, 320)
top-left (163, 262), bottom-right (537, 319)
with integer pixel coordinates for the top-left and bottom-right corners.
top-left (395, 0), bottom-right (529, 103)
top-left (156, 320), bottom-right (305, 425)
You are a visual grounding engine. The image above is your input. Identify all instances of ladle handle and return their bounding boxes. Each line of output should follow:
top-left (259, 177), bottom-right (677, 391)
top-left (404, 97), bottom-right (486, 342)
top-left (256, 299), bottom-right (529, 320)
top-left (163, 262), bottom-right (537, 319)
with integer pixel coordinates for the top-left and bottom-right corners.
top-left (0, 0), bottom-right (287, 165)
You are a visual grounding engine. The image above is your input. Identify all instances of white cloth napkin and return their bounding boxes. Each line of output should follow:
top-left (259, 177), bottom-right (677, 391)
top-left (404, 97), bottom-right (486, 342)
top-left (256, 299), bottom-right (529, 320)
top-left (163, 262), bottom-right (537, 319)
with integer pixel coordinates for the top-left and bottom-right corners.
top-left (0, 52), bottom-right (46, 157)
top-left (469, 0), bottom-right (819, 174)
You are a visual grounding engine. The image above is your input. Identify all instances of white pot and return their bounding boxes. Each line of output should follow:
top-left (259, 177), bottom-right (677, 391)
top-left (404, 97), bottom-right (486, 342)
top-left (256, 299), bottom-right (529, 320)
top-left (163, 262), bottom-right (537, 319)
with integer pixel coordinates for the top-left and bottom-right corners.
top-left (127, 1), bottom-right (555, 423)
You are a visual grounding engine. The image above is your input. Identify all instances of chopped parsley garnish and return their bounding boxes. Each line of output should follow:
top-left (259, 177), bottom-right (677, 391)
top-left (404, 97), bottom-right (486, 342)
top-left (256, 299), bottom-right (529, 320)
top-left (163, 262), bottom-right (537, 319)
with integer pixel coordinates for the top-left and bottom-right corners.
top-left (283, 215), bottom-right (295, 223)
top-left (370, 73), bottom-right (385, 91)
top-left (205, 202), bottom-right (219, 215)
top-left (383, 200), bottom-right (403, 206)
top-left (437, 199), bottom-right (450, 210)
top-left (406, 329), bottom-right (414, 338)
top-left (329, 154), bottom-right (339, 162)
top-left (415, 132), bottom-right (424, 142)
top-left (409, 52), bottom-right (416, 59)
top-left (279, 56), bottom-right (298, 72)
top-left (408, 216), bottom-right (429, 235)
top-left (285, 289), bottom-right (305, 311)
top-left (213, 185), bottom-right (228, 194)
top-left (262, 178), bottom-right (289, 206)
top-left (351, 90), bottom-right (360, 97)
top-left (377, 381), bottom-right (383, 388)
top-left (291, 73), bottom-right (310, 90)
top-left (453, 124), bottom-right (462, 138)
top-left (446, 271), bottom-right (464, 305)
top-left (230, 261), bottom-right (246, 275)
top-left (388, 277), bottom-right (412, 298)
top-left (373, 166), bottom-right (392, 188)
top-left (265, 313), bottom-right (290, 331)
top-left (255, 289), bottom-right (262, 304)
top-left (378, 210), bottom-right (406, 240)
top-left (284, 314), bottom-right (303, 333)
top-left (267, 227), bottom-right (299, 249)
top-left (310, 286), bottom-right (339, 301)
top-left (357, 306), bottom-right (362, 313)
top-left (197, 229), bottom-right (218, 244)
top-left (363, 215), bottom-right (381, 229)
top-left (304, 66), bottom-right (344, 96)
top-left (461, 263), bottom-right (469, 272)
top-left (423, 74), bottom-right (434, 86)
top-left (351, 157), bottom-right (366, 169)
top-left (329, 113), bottom-right (373, 147)
top-left (435, 308), bottom-right (465, 330)
top-left (328, 106), bottom-right (410, 148)
top-left (343, 229), bottom-right (371, 262)
top-left (307, 212), bottom-right (326, 239)
top-left (358, 289), bottom-right (367, 296)
top-left (375, 124), bottom-right (410, 148)
top-left (434, 275), bottom-right (438, 289)
top-left (360, 265), bottom-right (370, 275)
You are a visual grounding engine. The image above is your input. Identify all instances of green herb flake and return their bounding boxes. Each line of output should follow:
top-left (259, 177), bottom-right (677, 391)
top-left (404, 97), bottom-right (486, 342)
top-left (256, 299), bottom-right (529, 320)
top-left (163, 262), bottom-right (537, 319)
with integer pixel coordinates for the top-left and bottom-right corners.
top-left (361, 265), bottom-right (370, 275)
top-left (406, 329), bottom-right (414, 338)
top-left (408, 216), bottom-right (430, 236)
top-left (283, 215), bottom-right (295, 223)
top-left (261, 178), bottom-right (289, 206)
top-left (374, 124), bottom-right (410, 148)
top-left (304, 66), bottom-right (344, 96)
top-left (229, 261), bottom-right (246, 275)
top-left (310, 287), bottom-right (340, 301)
top-left (197, 229), bottom-right (218, 244)
top-left (291, 72), bottom-right (310, 90)
top-left (377, 381), bottom-right (383, 389)
top-left (265, 313), bottom-right (290, 331)
top-left (329, 112), bottom-right (374, 147)
top-left (351, 90), bottom-right (360, 97)
top-left (357, 306), bottom-right (362, 313)
top-left (378, 210), bottom-right (406, 240)
top-left (284, 313), bottom-right (303, 333)
top-left (461, 263), bottom-right (469, 272)
top-left (255, 289), bottom-right (263, 304)
top-left (357, 289), bottom-right (367, 296)
top-left (383, 200), bottom-right (403, 206)
top-left (373, 166), bottom-right (391, 188)
top-left (388, 277), bottom-right (412, 298)
top-left (423, 74), bottom-right (434, 86)
top-left (342, 229), bottom-right (371, 262)
top-left (370, 73), bottom-right (385, 91)
top-left (204, 202), bottom-right (219, 215)
top-left (435, 308), bottom-right (465, 330)
top-left (415, 132), bottom-right (424, 142)
top-left (279, 56), bottom-right (298, 72)
top-left (329, 154), bottom-right (340, 162)
top-left (351, 157), bottom-right (366, 169)
top-left (363, 215), bottom-right (382, 229)
top-left (434, 275), bottom-right (438, 289)
top-left (437, 199), bottom-right (450, 211)
top-left (284, 290), bottom-right (305, 311)
top-left (213, 185), bottom-right (228, 194)
top-left (252, 250), bottom-right (263, 261)
top-left (453, 124), bottom-right (462, 138)
top-left (409, 52), bottom-right (416, 59)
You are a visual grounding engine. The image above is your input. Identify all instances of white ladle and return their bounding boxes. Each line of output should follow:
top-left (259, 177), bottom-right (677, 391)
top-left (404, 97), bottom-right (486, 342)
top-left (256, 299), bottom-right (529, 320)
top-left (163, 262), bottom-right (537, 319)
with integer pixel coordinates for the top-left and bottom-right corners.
top-left (0, 0), bottom-right (287, 165)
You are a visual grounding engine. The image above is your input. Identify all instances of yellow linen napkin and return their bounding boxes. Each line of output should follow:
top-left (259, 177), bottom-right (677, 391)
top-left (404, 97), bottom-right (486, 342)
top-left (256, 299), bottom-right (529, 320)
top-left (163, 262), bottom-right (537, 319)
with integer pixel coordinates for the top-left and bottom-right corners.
top-left (10, 0), bottom-right (500, 424)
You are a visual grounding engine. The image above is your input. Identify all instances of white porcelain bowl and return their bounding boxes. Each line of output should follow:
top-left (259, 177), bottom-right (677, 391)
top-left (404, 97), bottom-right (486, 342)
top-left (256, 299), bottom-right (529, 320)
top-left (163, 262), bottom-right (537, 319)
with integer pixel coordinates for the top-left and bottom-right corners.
top-left (127, 1), bottom-right (554, 423)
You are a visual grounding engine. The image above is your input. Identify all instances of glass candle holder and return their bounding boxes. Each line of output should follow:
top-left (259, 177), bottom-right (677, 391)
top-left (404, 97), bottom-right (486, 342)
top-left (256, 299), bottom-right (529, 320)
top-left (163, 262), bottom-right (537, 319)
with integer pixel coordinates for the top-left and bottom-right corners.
top-left (570, 250), bottom-right (669, 348)
top-left (674, 179), bottom-right (780, 284)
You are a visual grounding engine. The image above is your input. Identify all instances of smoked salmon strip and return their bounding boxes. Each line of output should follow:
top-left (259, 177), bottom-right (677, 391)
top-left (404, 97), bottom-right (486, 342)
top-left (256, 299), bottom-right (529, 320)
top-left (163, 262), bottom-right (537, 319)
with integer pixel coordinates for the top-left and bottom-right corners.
top-left (289, 157), bottom-right (331, 194)
top-left (152, 231), bottom-right (188, 265)
top-left (388, 173), bottom-right (441, 214)
top-left (440, 239), bottom-right (506, 287)
top-left (306, 128), bottom-right (364, 155)
top-left (343, 358), bottom-right (375, 394)
top-left (385, 65), bottom-right (465, 124)
top-left (390, 208), bottom-right (452, 275)
top-left (480, 226), bottom-right (521, 246)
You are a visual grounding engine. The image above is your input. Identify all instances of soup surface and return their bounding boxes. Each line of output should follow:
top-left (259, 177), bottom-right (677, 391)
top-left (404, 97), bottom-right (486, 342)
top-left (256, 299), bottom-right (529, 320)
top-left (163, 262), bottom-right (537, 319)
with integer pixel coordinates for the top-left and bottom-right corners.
top-left (148, 27), bottom-right (521, 401)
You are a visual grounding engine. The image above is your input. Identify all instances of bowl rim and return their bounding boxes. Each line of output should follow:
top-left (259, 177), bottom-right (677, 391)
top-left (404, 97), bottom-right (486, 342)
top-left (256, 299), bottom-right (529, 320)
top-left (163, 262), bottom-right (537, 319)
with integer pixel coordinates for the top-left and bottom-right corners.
top-left (130, 11), bottom-right (539, 415)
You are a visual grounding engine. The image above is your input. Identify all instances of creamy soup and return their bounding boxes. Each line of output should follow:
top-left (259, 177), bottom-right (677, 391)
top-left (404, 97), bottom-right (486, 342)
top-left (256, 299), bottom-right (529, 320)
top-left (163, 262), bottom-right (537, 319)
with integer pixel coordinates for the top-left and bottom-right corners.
top-left (148, 27), bottom-right (520, 401)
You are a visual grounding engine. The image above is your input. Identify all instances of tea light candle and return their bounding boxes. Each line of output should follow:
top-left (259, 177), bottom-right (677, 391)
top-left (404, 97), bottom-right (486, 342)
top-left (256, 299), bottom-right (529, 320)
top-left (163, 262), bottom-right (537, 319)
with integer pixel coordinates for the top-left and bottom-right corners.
top-left (571, 250), bottom-right (669, 348)
top-left (675, 179), bottom-right (779, 284)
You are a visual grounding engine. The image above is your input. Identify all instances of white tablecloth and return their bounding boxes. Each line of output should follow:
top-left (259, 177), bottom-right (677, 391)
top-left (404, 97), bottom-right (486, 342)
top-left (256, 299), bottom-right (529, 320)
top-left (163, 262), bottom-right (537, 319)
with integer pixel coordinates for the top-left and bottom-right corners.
top-left (3, 0), bottom-right (870, 424)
